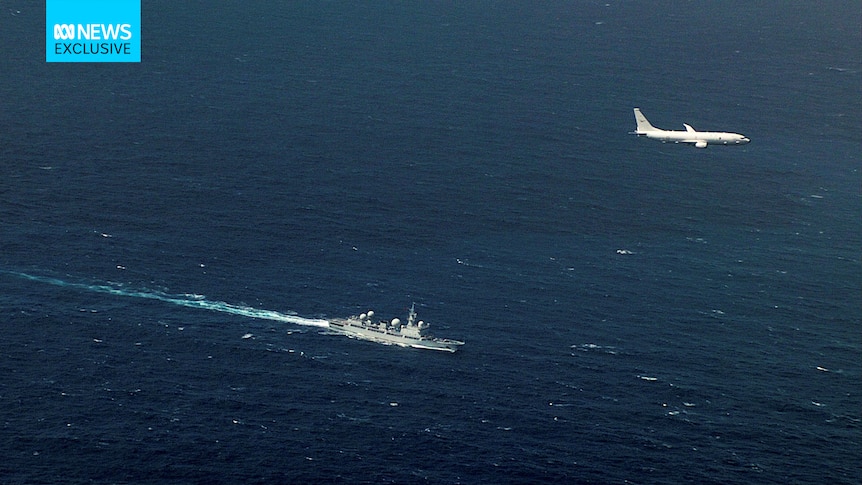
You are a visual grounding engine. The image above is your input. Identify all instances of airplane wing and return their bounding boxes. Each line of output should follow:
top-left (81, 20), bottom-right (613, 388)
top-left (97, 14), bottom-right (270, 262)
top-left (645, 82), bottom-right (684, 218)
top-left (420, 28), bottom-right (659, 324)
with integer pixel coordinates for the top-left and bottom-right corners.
top-left (681, 124), bottom-right (707, 147)
top-left (678, 138), bottom-right (708, 148)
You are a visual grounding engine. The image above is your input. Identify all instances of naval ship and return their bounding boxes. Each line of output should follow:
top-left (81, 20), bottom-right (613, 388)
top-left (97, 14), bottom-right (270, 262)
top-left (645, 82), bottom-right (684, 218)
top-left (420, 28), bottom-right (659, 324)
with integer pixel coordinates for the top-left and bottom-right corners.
top-left (329, 304), bottom-right (464, 352)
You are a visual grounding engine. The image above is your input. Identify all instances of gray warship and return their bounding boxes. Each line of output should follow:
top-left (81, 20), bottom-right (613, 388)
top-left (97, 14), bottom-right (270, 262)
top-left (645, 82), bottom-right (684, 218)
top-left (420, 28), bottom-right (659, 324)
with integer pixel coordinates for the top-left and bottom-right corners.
top-left (329, 304), bottom-right (464, 352)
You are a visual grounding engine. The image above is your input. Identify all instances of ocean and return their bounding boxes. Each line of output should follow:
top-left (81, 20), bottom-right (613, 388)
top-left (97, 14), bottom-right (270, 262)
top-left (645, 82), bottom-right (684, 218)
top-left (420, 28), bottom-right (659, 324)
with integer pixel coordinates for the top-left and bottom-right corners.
top-left (1, 1), bottom-right (859, 483)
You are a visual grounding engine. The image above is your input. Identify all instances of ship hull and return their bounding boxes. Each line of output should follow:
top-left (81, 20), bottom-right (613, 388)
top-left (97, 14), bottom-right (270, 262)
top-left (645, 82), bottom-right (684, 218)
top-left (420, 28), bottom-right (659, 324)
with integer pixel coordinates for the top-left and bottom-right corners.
top-left (329, 319), bottom-right (463, 352)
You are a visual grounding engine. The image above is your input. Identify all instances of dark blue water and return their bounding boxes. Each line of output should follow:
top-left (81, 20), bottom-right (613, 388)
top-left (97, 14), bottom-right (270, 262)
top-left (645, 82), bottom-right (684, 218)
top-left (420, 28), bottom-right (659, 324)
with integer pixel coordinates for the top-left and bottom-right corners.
top-left (1, 2), bottom-right (860, 483)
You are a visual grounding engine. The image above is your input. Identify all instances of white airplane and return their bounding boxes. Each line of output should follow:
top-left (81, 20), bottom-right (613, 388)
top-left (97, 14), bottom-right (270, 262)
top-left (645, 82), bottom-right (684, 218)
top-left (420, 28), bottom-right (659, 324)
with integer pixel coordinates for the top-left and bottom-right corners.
top-left (631, 108), bottom-right (750, 148)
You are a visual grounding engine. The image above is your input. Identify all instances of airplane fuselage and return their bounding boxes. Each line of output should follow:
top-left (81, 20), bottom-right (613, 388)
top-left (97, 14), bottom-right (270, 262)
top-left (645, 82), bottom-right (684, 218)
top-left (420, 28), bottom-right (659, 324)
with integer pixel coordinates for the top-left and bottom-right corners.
top-left (632, 108), bottom-right (749, 148)
top-left (635, 128), bottom-right (750, 147)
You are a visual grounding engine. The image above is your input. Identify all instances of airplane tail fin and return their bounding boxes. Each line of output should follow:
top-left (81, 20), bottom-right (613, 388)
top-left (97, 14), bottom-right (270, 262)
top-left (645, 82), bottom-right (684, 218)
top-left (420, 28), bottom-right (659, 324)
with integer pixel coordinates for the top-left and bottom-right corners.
top-left (633, 108), bottom-right (657, 133)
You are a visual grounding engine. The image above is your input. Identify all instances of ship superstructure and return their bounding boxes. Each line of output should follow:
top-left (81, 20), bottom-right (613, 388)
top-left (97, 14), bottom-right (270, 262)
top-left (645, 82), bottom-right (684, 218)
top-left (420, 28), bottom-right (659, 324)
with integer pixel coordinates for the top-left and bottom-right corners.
top-left (329, 304), bottom-right (463, 352)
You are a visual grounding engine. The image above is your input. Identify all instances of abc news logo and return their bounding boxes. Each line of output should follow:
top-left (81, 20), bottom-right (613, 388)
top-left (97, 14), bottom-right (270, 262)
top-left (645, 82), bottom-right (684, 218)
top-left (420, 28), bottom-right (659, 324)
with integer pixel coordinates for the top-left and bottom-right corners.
top-left (51, 23), bottom-right (134, 57)
top-left (53, 23), bottom-right (133, 41)
top-left (46, 0), bottom-right (140, 62)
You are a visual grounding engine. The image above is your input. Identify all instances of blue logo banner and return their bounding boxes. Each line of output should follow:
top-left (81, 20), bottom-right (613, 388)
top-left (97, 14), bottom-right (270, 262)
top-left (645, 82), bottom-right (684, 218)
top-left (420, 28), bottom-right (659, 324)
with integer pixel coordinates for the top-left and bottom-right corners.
top-left (46, 0), bottom-right (141, 62)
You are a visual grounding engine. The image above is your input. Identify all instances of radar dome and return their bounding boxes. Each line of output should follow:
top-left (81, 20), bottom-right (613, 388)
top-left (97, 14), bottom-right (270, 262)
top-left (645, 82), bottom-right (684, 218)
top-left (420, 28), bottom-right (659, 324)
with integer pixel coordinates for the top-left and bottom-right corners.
top-left (392, 318), bottom-right (401, 326)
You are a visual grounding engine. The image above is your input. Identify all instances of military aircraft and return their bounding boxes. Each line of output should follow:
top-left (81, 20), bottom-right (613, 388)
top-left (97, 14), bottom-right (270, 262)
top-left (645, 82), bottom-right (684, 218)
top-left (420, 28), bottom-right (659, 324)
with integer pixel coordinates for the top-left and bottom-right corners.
top-left (632, 108), bottom-right (750, 148)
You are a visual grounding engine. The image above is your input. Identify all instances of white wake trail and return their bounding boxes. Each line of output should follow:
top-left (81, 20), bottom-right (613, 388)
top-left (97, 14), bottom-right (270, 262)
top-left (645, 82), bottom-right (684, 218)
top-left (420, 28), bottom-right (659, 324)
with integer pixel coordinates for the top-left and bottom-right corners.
top-left (6, 271), bottom-right (330, 328)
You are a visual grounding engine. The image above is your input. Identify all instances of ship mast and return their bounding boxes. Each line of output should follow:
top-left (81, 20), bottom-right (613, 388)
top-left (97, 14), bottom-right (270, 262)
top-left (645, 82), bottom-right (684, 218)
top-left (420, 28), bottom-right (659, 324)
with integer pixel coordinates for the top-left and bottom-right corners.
top-left (408, 302), bottom-right (416, 326)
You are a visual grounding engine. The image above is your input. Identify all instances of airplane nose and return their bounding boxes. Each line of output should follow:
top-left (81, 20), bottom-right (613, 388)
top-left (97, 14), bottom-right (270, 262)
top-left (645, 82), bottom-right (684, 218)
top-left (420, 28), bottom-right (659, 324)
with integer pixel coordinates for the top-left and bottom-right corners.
top-left (741, 137), bottom-right (750, 143)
